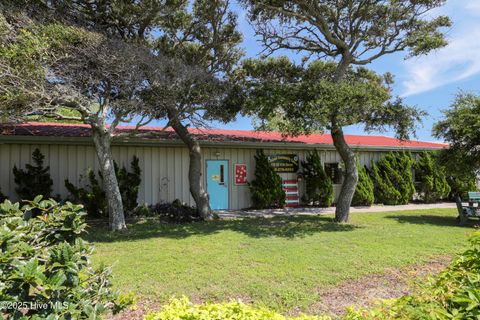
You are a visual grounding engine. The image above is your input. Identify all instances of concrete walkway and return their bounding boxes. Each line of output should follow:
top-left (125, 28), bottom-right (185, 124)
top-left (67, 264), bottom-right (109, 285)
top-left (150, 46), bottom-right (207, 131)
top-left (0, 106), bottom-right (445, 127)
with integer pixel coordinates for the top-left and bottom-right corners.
top-left (216, 202), bottom-right (457, 219)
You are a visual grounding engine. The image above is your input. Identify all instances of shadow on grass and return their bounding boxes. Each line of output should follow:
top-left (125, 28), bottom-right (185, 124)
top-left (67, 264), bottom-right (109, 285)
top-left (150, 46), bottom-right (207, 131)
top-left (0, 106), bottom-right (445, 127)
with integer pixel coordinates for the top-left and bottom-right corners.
top-left (385, 214), bottom-right (479, 227)
top-left (85, 215), bottom-right (359, 243)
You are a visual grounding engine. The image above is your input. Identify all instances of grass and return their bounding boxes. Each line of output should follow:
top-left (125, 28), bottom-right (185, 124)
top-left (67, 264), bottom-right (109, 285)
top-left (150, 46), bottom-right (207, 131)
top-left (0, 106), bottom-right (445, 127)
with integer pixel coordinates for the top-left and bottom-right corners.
top-left (87, 208), bottom-right (474, 313)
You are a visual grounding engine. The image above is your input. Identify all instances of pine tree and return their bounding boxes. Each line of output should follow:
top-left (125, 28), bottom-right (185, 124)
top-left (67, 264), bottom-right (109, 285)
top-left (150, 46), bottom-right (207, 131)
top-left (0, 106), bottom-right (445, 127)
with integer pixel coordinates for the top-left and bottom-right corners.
top-left (352, 160), bottom-right (374, 206)
top-left (370, 160), bottom-right (402, 205)
top-left (370, 152), bottom-right (416, 205)
top-left (13, 148), bottom-right (53, 200)
top-left (249, 150), bottom-right (286, 209)
top-left (415, 152), bottom-right (451, 203)
top-left (302, 150), bottom-right (334, 207)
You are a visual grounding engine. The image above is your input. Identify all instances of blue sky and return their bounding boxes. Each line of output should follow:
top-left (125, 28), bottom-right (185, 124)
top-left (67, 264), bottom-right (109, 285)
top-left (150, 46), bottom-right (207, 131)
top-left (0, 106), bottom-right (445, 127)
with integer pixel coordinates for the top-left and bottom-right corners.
top-left (207, 0), bottom-right (480, 142)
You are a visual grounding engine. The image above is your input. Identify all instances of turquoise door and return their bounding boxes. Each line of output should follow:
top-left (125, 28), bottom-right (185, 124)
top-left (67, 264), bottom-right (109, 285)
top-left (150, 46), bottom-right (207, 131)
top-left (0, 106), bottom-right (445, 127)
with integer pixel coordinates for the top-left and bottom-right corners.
top-left (206, 160), bottom-right (229, 210)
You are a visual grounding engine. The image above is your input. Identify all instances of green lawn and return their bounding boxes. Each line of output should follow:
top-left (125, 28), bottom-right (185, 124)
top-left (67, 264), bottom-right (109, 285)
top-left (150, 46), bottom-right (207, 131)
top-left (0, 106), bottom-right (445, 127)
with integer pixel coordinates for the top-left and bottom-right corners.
top-left (88, 208), bottom-right (473, 313)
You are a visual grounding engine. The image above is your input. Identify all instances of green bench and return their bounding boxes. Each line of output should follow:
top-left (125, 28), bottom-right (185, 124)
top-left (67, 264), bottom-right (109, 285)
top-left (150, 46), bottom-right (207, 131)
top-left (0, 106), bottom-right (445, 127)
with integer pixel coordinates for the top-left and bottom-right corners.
top-left (456, 191), bottom-right (480, 225)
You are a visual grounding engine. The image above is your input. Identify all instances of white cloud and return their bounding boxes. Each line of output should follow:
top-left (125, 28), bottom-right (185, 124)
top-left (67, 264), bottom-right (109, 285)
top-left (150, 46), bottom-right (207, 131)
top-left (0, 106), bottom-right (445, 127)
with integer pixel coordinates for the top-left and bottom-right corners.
top-left (401, 1), bottom-right (480, 97)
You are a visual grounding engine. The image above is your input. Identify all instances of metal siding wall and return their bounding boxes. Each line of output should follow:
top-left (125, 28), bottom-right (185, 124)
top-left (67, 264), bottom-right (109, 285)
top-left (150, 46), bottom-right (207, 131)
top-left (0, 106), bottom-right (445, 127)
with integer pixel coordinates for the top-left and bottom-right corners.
top-left (0, 142), bottom-right (424, 210)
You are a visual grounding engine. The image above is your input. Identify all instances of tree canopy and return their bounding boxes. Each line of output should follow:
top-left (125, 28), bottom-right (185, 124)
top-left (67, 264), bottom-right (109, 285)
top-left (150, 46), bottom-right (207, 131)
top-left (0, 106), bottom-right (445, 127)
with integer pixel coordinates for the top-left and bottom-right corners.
top-left (240, 57), bottom-right (423, 139)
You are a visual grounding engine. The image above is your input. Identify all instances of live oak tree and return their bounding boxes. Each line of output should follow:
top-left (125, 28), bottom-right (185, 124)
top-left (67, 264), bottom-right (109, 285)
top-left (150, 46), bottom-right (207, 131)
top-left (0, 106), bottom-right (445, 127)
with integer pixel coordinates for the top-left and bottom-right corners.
top-left (0, 1), bottom-right (166, 230)
top-left (241, 0), bottom-right (451, 222)
top-left (140, 0), bottom-right (243, 219)
top-left (240, 57), bottom-right (423, 219)
top-left (60, 0), bottom-right (243, 220)
top-left (433, 92), bottom-right (480, 199)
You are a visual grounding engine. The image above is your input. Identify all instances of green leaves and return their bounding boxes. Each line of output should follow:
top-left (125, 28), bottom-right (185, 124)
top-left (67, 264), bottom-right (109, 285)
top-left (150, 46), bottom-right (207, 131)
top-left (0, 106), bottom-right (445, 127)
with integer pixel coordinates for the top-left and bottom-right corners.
top-left (249, 150), bottom-right (286, 209)
top-left (240, 57), bottom-right (422, 139)
top-left (0, 198), bottom-right (132, 319)
top-left (302, 150), bottom-right (334, 207)
top-left (415, 152), bottom-right (451, 203)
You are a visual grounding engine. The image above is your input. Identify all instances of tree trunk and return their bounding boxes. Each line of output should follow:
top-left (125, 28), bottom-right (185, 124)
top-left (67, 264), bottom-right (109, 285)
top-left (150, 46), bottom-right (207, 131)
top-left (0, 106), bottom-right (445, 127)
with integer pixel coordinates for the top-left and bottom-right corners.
top-left (167, 108), bottom-right (212, 220)
top-left (91, 126), bottom-right (127, 231)
top-left (331, 124), bottom-right (358, 222)
top-left (331, 55), bottom-right (357, 223)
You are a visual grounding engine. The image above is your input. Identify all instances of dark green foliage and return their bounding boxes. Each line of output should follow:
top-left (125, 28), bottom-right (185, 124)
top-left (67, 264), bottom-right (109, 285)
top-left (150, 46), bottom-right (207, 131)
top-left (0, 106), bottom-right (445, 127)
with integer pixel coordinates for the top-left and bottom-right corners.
top-left (116, 156), bottom-right (142, 213)
top-left (249, 150), bottom-right (286, 209)
top-left (352, 160), bottom-right (374, 207)
top-left (415, 152), bottom-right (451, 203)
top-left (12, 148), bottom-right (53, 200)
top-left (302, 150), bottom-right (333, 207)
top-left (142, 199), bottom-right (200, 224)
top-left (65, 156), bottom-right (142, 218)
top-left (0, 196), bottom-right (133, 319)
top-left (447, 175), bottom-right (478, 201)
top-left (370, 152), bottom-right (416, 205)
top-left (65, 169), bottom-right (107, 218)
top-left (0, 188), bottom-right (6, 202)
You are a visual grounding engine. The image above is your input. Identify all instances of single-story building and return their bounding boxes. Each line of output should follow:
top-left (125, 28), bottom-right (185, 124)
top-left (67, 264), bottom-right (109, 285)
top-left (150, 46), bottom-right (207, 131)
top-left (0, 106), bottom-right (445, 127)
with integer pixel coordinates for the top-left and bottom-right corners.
top-left (0, 122), bottom-right (447, 210)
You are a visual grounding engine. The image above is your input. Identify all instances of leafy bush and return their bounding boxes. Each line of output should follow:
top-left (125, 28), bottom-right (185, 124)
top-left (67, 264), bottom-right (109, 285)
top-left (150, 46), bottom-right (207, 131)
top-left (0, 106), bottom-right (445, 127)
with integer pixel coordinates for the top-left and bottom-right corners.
top-left (65, 156), bottom-right (142, 218)
top-left (116, 156), bottom-right (142, 213)
top-left (0, 197), bottom-right (133, 319)
top-left (302, 150), bottom-right (334, 207)
top-left (414, 152), bottom-right (451, 203)
top-left (249, 150), bottom-right (286, 209)
top-left (141, 199), bottom-right (200, 223)
top-left (352, 160), bottom-right (374, 207)
top-left (145, 297), bottom-right (328, 320)
top-left (12, 148), bottom-right (53, 200)
top-left (345, 231), bottom-right (480, 319)
top-left (370, 152), bottom-right (415, 205)
top-left (65, 168), bottom-right (108, 218)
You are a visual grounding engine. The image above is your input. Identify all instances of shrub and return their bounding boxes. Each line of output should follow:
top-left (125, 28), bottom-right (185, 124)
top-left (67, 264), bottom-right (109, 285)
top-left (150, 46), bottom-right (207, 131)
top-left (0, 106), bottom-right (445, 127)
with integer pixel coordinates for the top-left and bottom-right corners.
top-left (0, 188), bottom-right (6, 202)
top-left (345, 231), bottom-right (480, 319)
top-left (65, 168), bottom-right (108, 218)
top-left (447, 175), bottom-right (478, 200)
top-left (141, 199), bottom-right (200, 223)
top-left (12, 148), bottom-right (53, 200)
top-left (302, 150), bottom-right (334, 207)
top-left (65, 156), bottom-right (142, 217)
top-left (370, 152), bottom-right (415, 205)
top-left (352, 160), bottom-right (374, 207)
top-left (415, 152), bottom-right (451, 203)
top-left (0, 196), bottom-right (133, 319)
top-left (145, 297), bottom-right (328, 320)
top-left (249, 150), bottom-right (286, 209)
top-left (116, 156), bottom-right (142, 213)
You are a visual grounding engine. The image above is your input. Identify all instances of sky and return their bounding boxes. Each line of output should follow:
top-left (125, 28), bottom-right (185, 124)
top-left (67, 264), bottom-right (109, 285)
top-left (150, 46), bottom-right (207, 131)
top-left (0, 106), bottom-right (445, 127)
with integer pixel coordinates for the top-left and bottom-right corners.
top-left (206, 0), bottom-right (480, 142)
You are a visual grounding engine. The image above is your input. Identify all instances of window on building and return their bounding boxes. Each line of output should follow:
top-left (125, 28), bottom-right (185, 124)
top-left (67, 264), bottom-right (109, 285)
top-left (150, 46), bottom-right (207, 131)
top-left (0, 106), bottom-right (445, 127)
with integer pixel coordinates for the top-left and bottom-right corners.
top-left (324, 163), bottom-right (342, 184)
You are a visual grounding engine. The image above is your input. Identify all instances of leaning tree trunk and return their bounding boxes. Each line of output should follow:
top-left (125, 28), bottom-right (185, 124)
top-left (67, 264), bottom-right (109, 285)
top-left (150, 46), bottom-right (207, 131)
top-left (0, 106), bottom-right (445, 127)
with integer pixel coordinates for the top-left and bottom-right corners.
top-left (331, 124), bottom-right (358, 222)
top-left (167, 108), bottom-right (212, 220)
top-left (91, 126), bottom-right (126, 231)
top-left (330, 55), bottom-right (358, 223)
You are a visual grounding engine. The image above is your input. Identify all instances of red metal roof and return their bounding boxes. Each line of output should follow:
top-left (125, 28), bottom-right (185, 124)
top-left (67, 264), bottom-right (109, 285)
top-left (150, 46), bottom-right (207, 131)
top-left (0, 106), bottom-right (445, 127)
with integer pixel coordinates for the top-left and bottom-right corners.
top-left (0, 122), bottom-right (448, 149)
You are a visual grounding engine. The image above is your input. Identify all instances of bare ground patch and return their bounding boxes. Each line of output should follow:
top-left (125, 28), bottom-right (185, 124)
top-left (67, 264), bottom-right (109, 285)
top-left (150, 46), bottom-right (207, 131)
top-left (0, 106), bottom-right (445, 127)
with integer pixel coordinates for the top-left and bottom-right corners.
top-left (108, 256), bottom-right (452, 320)
top-left (309, 255), bottom-right (452, 318)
